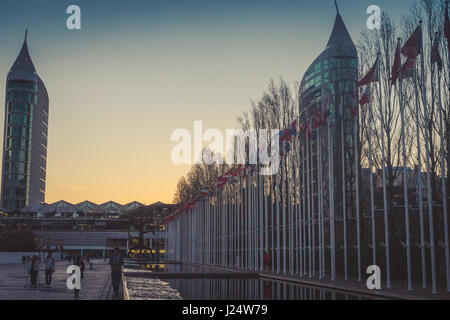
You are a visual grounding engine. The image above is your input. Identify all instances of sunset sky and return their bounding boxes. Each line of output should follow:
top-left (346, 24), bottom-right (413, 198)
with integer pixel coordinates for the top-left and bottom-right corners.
top-left (0, 0), bottom-right (410, 205)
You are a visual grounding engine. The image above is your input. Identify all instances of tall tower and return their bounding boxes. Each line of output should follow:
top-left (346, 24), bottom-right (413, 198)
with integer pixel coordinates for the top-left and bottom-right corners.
top-left (298, 4), bottom-right (358, 274)
top-left (1, 31), bottom-right (49, 211)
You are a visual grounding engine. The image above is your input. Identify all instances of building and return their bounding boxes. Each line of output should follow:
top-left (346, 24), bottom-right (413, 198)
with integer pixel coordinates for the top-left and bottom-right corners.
top-left (0, 200), bottom-right (177, 258)
top-left (1, 31), bottom-right (49, 211)
top-left (298, 4), bottom-right (358, 220)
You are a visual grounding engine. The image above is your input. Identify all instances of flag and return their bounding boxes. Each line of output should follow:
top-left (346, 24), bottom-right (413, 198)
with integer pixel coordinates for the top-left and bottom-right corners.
top-left (313, 107), bottom-right (325, 128)
top-left (289, 119), bottom-right (298, 136)
top-left (401, 57), bottom-right (415, 79)
top-left (279, 129), bottom-right (292, 142)
top-left (359, 85), bottom-right (371, 105)
top-left (431, 32), bottom-right (443, 70)
top-left (401, 25), bottom-right (422, 59)
top-left (306, 120), bottom-right (312, 139)
top-left (358, 57), bottom-right (379, 86)
top-left (200, 189), bottom-right (209, 197)
top-left (391, 40), bottom-right (401, 85)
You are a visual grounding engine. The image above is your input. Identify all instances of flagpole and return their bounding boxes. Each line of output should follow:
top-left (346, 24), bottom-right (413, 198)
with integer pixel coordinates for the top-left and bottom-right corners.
top-left (435, 31), bottom-right (450, 291)
top-left (376, 49), bottom-right (391, 288)
top-left (367, 96), bottom-right (377, 267)
top-left (310, 127), bottom-right (315, 277)
top-left (328, 116), bottom-right (336, 281)
top-left (354, 94), bottom-right (362, 282)
top-left (340, 96), bottom-right (348, 280)
top-left (302, 134), bottom-right (307, 276)
top-left (307, 118), bottom-right (312, 278)
top-left (397, 42), bottom-right (412, 290)
top-left (419, 20), bottom-right (437, 294)
top-left (317, 125), bottom-right (323, 279)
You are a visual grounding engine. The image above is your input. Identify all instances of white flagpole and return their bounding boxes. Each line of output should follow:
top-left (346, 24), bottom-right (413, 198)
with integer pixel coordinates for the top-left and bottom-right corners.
top-left (436, 50), bottom-right (450, 292)
top-left (328, 117), bottom-right (336, 280)
top-left (276, 163), bottom-right (281, 273)
top-left (340, 97), bottom-right (348, 280)
top-left (310, 128), bottom-right (316, 277)
top-left (282, 154), bottom-right (287, 274)
top-left (375, 50), bottom-right (391, 288)
top-left (412, 55), bottom-right (427, 289)
top-left (307, 120), bottom-right (312, 278)
top-left (397, 37), bottom-right (412, 291)
top-left (354, 95), bottom-right (362, 282)
top-left (317, 126), bottom-right (323, 279)
top-left (419, 20), bottom-right (437, 294)
top-left (368, 96), bottom-right (377, 267)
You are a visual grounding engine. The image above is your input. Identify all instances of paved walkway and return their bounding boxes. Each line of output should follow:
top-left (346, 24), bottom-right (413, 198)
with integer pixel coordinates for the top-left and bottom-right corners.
top-left (0, 260), bottom-right (122, 300)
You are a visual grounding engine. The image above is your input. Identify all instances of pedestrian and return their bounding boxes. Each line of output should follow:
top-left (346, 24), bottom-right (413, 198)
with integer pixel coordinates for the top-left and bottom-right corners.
top-left (73, 256), bottom-right (83, 299)
top-left (263, 251), bottom-right (271, 272)
top-left (25, 255), bottom-right (32, 287)
top-left (44, 251), bottom-right (55, 288)
top-left (30, 255), bottom-right (39, 288)
top-left (109, 247), bottom-right (123, 297)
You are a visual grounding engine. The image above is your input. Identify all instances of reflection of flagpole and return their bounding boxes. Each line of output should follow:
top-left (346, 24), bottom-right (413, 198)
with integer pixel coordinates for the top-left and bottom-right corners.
top-left (436, 49), bottom-right (450, 292)
top-left (419, 20), bottom-right (437, 294)
top-left (397, 37), bottom-right (412, 291)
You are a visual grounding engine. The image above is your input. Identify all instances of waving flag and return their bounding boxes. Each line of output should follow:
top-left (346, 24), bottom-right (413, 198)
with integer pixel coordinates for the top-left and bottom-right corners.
top-left (401, 25), bottom-right (422, 59)
top-left (358, 57), bottom-right (379, 86)
top-left (401, 57), bottom-right (415, 79)
top-left (279, 129), bottom-right (292, 142)
top-left (359, 85), bottom-right (371, 105)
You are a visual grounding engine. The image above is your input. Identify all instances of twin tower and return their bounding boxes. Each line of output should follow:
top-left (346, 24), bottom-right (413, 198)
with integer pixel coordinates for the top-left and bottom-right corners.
top-left (1, 32), bottom-right (49, 211)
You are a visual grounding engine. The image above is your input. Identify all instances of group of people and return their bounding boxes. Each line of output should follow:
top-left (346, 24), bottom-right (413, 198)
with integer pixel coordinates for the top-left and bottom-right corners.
top-left (21, 248), bottom-right (124, 299)
top-left (24, 251), bottom-right (56, 288)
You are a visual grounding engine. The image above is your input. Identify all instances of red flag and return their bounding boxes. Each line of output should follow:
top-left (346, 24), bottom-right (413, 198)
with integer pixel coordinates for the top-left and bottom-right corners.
top-left (401, 26), bottom-right (422, 59)
top-left (306, 121), bottom-right (312, 139)
top-left (358, 57), bottom-right (379, 87)
top-left (313, 108), bottom-right (323, 129)
top-left (401, 57), bottom-right (415, 79)
top-left (431, 32), bottom-right (443, 70)
top-left (359, 86), bottom-right (371, 105)
top-left (391, 40), bottom-right (401, 85)
top-left (279, 129), bottom-right (292, 142)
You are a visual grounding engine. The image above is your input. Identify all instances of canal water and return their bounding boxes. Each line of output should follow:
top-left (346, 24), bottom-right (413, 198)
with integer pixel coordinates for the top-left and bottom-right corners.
top-left (125, 263), bottom-right (376, 300)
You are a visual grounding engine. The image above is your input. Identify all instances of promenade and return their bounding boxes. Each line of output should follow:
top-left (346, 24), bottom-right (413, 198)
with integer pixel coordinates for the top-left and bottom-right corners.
top-left (0, 260), bottom-right (122, 300)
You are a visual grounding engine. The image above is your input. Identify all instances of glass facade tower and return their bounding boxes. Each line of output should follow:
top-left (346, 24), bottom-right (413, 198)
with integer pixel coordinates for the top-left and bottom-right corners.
top-left (1, 33), bottom-right (49, 211)
top-left (298, 7), bottom-right (358, 274)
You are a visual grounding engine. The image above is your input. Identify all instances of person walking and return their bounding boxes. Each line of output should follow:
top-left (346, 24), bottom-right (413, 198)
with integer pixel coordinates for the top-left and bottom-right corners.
top-left (30, 255), bottom-right (39, 288)
top-left (44, 251), bottom-right (55, 288)
top-left (109, 247), bottom-right (123, 297)
top-left (263, 251), bottom-right (271, 272)
top-left (73, 256), bottom-right (83, 299)
top-left (25, 256), bottom-right (32, 288)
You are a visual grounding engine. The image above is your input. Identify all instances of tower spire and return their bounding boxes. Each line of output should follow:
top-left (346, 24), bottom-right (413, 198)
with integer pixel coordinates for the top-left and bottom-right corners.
top-left (24, 29), bottom-right (28, 43)
top-left (335, 0), bottom-right (340, 15)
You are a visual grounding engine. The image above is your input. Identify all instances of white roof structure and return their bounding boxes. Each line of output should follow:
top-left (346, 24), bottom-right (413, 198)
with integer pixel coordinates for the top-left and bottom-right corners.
top-left (21, 200), bottom-right (145, 214)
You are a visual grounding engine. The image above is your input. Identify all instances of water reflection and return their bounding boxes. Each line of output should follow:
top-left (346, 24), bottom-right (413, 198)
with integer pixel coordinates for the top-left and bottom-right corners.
top-left (165, 278), bottom-right (372, 300)
top-left (138, 263), bottom-right (225, 273)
